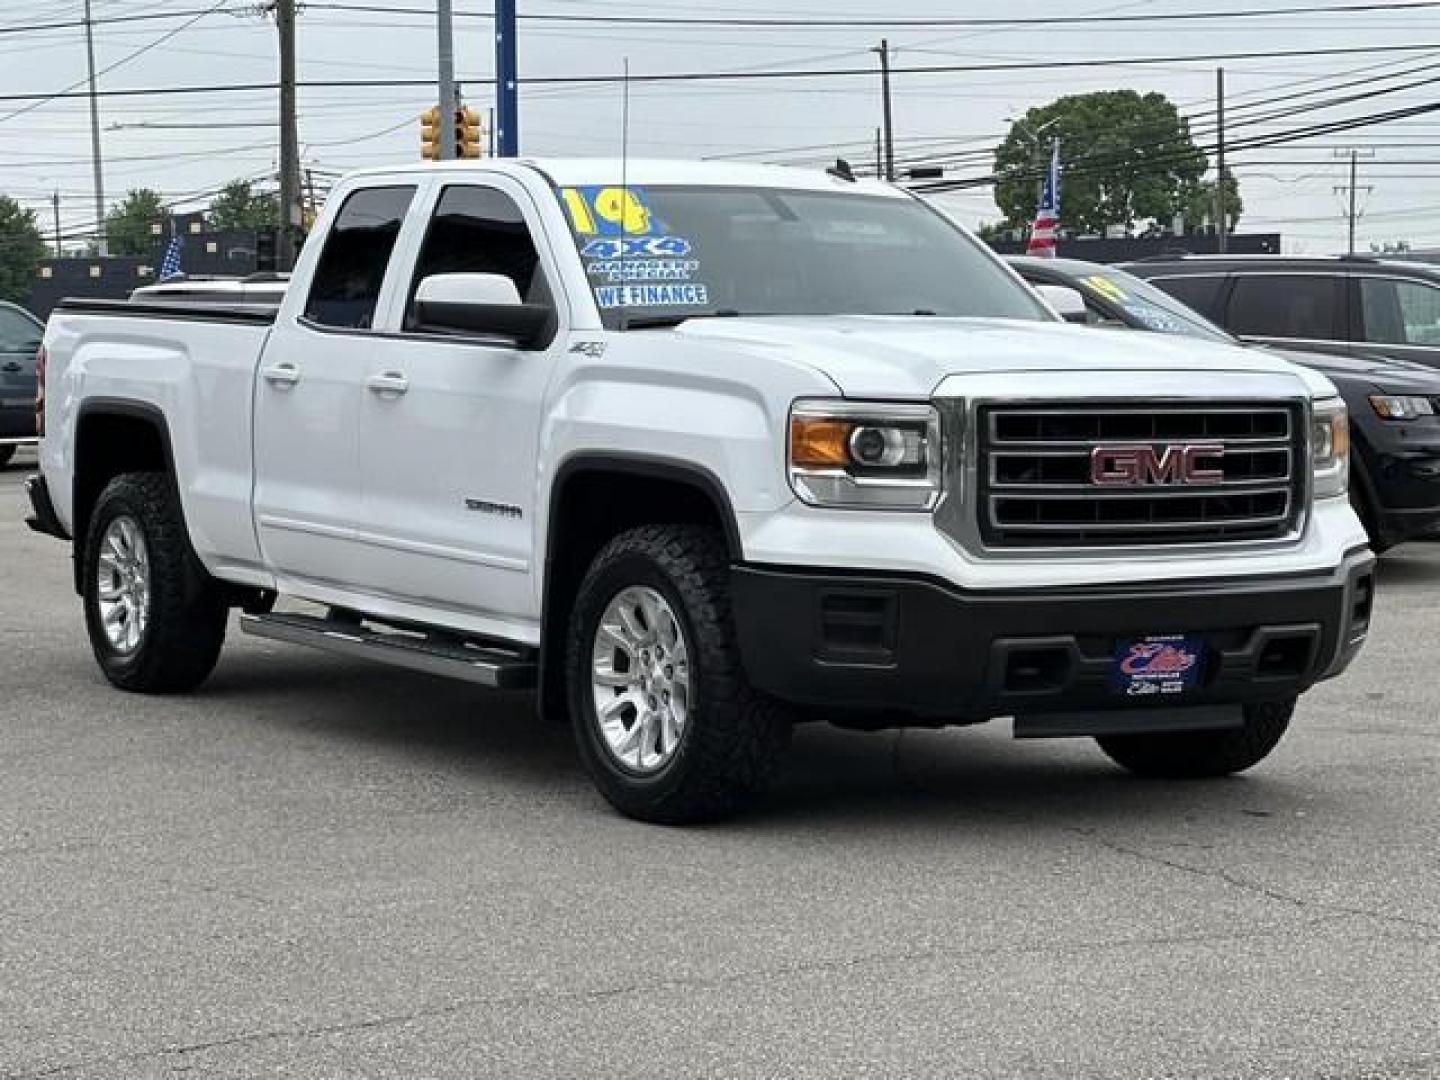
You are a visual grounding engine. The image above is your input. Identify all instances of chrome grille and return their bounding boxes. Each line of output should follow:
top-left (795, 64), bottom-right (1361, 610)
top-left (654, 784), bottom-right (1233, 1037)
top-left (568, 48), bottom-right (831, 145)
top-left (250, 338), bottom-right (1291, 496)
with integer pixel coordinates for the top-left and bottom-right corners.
top-left (977, 403), bottom-right (1304, 548)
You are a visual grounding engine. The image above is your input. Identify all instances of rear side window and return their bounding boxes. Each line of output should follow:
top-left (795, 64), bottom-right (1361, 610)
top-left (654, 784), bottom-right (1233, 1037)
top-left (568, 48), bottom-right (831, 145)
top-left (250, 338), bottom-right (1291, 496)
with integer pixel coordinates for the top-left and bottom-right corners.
top-left (1226, 274), bottom-right (1343, 341)
top-left (0, 305), bottom-right (42, 354)
top-left (1360, 278), bottom-right (1440, 346)
top-left (405, 185), bottom-right (548, 328)
top-left (303, 185), bottom-right (415, 329)
top-left (1149, 275), bottom-right (1223, 320)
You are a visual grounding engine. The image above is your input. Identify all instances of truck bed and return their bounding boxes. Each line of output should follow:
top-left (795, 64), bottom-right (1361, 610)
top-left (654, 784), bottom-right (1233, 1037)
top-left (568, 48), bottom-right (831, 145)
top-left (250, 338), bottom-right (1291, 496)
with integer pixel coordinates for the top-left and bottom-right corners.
top-left (54, 298), bottom-right (279, 325)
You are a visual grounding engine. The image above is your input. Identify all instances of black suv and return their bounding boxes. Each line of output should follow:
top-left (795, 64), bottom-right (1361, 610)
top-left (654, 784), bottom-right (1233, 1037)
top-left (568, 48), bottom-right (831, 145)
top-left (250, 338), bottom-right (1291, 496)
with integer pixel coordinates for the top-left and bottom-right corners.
top-left (0, 300), bottom-right (43, 469)
top-left (1121, 254), bottom-right (1440, 370)
top-left (1011, 256), bottom-right (1440, 550)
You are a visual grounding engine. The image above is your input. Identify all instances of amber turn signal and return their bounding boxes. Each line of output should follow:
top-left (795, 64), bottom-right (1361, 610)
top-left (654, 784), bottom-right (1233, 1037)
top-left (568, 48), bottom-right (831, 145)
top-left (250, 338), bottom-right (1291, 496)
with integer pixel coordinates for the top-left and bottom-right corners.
top-left (790, 417), bottom-right (854, 468)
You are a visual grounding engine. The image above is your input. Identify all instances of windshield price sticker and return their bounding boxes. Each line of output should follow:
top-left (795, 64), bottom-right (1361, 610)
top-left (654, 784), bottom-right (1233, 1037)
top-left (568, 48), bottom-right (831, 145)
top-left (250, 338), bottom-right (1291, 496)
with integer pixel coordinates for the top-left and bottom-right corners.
top-left (587, 259), bottom-right (700, 283)
top-left (580, 236), bottom-right (694, 259)
top-left (561, 185), bottom-right (657, 236)
top-left (594, 283), bottom-right (710, 309)
top-left (1109, 634), bottom-right (1204, 698)
top-left (1085, 275), bottom-right (1129, 303)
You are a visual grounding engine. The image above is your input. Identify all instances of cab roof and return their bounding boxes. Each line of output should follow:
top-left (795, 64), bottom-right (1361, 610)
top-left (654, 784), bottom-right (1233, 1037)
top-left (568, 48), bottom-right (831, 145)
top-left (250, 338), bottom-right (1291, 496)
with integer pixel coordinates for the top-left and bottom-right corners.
top-left (341, 157), bottom-right (909, 198)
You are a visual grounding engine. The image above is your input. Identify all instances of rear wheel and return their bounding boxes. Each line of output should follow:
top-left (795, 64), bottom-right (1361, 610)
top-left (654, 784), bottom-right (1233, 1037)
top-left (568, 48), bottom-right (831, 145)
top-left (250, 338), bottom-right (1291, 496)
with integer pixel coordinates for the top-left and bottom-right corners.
top-left (82, 472), bottom-right (227, 693)
top-left (566, 524), bottom-right (791, 824)
top-left (1095, 698), bottom-right (1295, 779)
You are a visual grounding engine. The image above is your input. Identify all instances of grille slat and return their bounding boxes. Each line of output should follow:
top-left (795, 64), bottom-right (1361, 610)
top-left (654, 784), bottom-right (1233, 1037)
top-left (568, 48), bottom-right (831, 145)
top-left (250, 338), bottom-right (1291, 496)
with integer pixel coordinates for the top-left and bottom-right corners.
top-left (977, 402), bottom-right (1305, 549)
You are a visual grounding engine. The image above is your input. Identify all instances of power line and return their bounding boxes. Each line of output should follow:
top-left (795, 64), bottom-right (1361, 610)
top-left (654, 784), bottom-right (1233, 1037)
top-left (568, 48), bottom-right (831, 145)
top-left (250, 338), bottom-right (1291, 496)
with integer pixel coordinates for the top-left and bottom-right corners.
top-left (2, 0), bottom-right (1439, 35)
top-left (5, 39), bottom-right (1440, 107)
top-left (912, 100), bottom-right (1440, 194)
top-left (302, 0), bottom-right (1440, 28)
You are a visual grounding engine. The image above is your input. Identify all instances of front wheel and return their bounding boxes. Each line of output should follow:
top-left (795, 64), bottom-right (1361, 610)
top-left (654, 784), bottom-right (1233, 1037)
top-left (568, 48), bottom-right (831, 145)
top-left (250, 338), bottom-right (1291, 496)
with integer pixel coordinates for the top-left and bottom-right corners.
top-left (1095, 698), bottom-right (1295, 779)
top-left (566, 525), bottom-right (791, 824)
top-left (82, 472), bottom-right (228, 693)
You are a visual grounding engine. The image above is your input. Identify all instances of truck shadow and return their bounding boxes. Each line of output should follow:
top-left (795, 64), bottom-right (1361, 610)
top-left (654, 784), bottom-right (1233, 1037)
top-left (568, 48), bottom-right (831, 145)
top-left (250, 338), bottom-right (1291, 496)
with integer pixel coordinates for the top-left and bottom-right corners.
top-left (204, 645), bottom-right (1312, 833)
top-left (1375, 543), bottom-right (1440, 587)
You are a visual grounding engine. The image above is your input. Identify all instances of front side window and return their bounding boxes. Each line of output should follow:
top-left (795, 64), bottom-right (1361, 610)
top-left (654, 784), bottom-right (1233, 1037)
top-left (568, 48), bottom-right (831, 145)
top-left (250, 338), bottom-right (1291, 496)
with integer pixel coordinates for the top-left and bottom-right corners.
top-left (1226, 274), bottom-right (1343, 341)
top-left (303, 185), bottom-right (415, 329)
top-left (554, 183), bottom-right (1050, 330)
top-left (406, 185), bottom-right (548, 328)
top-left (1360, 278), bottom-right (1440, 347)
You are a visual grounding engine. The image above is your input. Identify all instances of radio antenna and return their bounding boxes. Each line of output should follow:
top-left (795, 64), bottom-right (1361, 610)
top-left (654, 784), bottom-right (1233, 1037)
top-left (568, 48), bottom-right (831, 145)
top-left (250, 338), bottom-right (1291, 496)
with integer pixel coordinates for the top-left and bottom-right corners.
top-left (619, 56), bottom-right (631, 325)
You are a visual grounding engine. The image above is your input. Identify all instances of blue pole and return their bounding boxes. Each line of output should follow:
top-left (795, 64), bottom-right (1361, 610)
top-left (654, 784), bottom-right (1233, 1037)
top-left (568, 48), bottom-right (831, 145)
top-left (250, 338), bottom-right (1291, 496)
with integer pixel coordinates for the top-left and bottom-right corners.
top-left (496, 0), bottom-right (518, 156)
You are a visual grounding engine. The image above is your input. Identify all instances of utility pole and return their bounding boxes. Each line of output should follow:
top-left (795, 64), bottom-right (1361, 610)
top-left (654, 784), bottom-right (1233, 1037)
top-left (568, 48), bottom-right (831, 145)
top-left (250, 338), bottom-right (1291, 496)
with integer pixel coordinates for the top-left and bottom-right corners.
top-left (488, 106), bottom-right (496, 157)
top-left (496, 0), bottom-right (519, 156)
top-left (875, 40), bottom-right (895, 181)
top-left (1334, 148), bottom-right (1375, 255)
top-left (275, 0), bottom-right (302, 270)
top-left (1214, 67), bottom-right (1227, 254)
top-left (51, 192), bottom-right (62, 257)
top-left (437, 0), bottom-right (458, 159)
top-left (82, 0), bottom-right (107, 254)
top-left (874, 128), bottom-right (882, 179)
top-left (304, 167), bottom-right (317, 231)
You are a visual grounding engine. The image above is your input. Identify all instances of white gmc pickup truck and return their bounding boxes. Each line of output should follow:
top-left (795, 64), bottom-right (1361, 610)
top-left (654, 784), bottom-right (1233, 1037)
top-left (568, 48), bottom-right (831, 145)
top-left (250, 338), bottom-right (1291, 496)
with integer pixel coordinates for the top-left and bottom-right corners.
top-left (26, 159), bottom-right (1374, 822)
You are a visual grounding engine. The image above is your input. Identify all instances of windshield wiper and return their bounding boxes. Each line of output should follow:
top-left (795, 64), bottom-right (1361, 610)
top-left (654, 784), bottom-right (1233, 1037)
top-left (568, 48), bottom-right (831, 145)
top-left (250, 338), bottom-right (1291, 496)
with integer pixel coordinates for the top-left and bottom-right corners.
top-left (620, 308), bottom-right (746, 331)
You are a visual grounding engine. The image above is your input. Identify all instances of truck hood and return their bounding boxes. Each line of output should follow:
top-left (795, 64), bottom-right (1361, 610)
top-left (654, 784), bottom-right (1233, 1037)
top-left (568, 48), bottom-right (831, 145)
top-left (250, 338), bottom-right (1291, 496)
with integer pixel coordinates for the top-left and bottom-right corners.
top-left (675, 315), bottom-right (1316, 398)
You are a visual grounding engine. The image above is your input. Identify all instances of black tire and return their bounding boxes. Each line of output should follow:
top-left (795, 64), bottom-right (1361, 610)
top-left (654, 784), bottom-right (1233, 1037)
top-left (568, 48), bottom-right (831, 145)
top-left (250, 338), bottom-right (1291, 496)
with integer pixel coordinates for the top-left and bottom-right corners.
top-left (566, 525), bottom-right (791, 824)
top-left (0, 445), bottom-right (15, 469)
top-left (1095, 698), bottom-right (1295, 779)
top-left (82, 471), bottom-right (227, 693)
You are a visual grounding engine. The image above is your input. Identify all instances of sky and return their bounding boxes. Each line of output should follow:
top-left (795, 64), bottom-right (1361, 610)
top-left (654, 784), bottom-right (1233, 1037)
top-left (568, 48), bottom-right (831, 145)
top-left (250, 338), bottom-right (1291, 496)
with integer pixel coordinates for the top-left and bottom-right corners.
top-left (2, 0), bottom-right (1438, 254)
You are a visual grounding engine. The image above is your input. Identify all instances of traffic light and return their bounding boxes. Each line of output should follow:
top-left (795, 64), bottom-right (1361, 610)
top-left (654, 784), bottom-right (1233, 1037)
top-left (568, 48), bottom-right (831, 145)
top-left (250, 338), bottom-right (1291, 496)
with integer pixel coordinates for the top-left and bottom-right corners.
top-left (420, 106), bottom-right (443, 160)
top-left (421, 105), bottom-right (483, 160)
top-left (456, 106), bottom-right (482, 159)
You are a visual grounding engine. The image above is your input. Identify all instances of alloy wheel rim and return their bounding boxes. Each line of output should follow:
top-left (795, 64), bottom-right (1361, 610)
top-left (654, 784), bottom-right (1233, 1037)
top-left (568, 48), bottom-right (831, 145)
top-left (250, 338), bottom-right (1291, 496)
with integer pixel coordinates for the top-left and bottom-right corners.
top-left (590, 585), bottom-right (692, 774)
top-left (96, 516), bottom-right (151, 654)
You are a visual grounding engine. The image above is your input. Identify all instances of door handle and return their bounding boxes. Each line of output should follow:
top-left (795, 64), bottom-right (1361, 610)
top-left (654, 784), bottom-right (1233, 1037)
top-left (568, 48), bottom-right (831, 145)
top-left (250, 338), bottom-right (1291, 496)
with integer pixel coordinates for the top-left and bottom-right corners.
top-left (261, 362), bottom-right (300, 388)
top-left (1, 361), bottom-right (20, 373)
top-left (366, 372), bottom-right (409, 396)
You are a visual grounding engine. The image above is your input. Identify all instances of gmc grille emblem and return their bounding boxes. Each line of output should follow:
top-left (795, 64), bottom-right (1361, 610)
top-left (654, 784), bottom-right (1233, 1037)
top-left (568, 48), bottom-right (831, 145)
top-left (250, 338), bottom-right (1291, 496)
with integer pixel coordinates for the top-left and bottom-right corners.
top-left (1090, 443), bottom-right (1226, 486)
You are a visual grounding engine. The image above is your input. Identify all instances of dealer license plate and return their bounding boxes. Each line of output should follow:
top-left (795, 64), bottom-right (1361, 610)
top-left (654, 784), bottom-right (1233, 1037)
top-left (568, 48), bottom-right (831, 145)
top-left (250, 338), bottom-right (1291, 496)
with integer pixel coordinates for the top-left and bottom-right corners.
top-left (1109, 635), bottom-right (1205, 699)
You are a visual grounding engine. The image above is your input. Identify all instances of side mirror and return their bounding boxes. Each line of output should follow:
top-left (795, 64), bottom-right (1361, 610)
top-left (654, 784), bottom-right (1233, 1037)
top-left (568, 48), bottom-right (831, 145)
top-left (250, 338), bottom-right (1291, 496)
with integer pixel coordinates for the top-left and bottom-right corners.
top-left (1034, 283), bottom-right (1090, 325)
top-left (413, 272), bottom-right (552, 349)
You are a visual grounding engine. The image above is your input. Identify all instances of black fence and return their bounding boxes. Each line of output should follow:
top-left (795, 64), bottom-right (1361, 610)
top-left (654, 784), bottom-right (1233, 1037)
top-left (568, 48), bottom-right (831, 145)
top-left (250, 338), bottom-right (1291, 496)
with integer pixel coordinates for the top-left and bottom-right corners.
top-left (25, 226), bottom-right (271, 320)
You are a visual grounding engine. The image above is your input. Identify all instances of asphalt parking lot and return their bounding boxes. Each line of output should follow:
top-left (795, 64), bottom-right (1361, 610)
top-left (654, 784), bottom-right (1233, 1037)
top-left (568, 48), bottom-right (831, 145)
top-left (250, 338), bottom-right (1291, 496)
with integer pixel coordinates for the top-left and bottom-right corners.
top-left (2, 448), bottom-right (1437, 1080)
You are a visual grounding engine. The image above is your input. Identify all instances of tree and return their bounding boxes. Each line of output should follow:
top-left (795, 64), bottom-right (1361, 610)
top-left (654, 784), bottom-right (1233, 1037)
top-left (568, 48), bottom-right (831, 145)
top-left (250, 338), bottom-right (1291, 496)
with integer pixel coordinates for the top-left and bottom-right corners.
top-left (993, 90), bottom-right (1219, 237)
top-left (0, 195), bottom-right (46, 306)
top-left (105, 188), bottom-right (167, 256)
top-left (208, 180), bottom-right (277, 232)
top-left (1183, 172), bottom-right (1244, 236)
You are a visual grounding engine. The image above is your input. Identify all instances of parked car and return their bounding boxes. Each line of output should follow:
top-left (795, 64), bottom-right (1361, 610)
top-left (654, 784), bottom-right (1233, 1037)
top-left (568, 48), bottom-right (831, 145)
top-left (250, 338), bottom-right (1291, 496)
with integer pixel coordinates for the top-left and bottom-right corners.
top-left (27, 159), bottom-right (1372, 822)
top-left (1012, 255), bottom-right (1440, 551)
top-left (0, 300), bottom-right (44, 468)
top-left (1120, 254), bottom-right (1440, 370)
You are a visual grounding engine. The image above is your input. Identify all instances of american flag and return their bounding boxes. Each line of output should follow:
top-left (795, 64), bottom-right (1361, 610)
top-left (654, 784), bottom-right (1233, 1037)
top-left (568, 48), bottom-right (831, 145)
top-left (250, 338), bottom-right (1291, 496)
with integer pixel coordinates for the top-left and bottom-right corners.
top-left (158, 235), bottom-right (184, 281)
top-left (1025, 142), bottom-right (1061, 258)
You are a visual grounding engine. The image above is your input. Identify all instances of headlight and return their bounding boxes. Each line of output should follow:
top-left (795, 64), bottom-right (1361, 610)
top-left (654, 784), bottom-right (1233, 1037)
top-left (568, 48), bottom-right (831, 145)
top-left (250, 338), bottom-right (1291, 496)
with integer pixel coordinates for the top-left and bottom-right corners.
top-left (789, 400), bottom-right (942, 510)
top-left (1311, 396), bottom-right (1350, 499)
top-left (1370, 394), bottom-right (1435, 421)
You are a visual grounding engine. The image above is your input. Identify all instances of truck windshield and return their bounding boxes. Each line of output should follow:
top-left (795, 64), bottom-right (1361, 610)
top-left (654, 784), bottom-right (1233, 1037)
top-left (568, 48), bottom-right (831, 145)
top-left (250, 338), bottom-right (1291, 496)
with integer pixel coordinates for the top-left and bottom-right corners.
top-left (554, 184), bottom-right (1051, 330)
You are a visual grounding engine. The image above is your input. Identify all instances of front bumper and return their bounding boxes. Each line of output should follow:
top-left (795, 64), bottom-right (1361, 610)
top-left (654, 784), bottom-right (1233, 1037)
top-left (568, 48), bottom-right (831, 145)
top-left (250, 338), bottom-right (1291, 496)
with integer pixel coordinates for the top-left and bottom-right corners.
top-left (732, 546), bottom-right (1374, 724)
